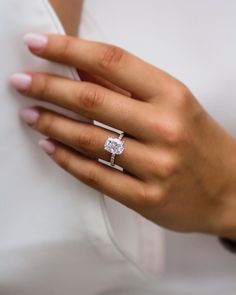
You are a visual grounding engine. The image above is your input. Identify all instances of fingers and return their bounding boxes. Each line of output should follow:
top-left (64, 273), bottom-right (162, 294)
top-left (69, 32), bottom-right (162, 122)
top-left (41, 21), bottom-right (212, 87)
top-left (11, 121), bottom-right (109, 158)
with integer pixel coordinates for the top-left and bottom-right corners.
top-left (11, 72), bottom-right (149, 139)
top-left (23, 33), bottom-right (173, 99)
top-left (39, 138), bottom-right (145, 209)
top-left (21, 106), bottom-right (149, 179)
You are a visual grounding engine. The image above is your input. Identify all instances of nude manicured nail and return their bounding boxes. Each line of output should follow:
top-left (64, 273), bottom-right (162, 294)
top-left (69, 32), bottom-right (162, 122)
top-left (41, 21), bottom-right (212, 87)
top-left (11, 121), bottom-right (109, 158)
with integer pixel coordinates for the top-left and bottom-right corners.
top-left (39, 139), bottom-right (56, 155)
top-left (10, 73), bottom-right (32, 92)
top-left (20, 108), bottom-right (39, 125)
top-left (23, 33), bottom-right (48, 51)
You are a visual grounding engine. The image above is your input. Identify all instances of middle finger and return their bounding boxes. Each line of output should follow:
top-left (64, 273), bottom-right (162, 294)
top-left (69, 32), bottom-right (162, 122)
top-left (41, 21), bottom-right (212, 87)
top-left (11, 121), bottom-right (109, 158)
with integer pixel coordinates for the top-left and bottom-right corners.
top-left (11, 72), bottom-right (149, 140)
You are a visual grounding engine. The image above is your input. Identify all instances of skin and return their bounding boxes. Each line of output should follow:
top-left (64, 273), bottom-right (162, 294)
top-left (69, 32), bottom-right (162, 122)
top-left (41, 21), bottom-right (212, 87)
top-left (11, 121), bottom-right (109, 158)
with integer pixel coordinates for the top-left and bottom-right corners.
top-left (10, 34), bottom-right (236, 240)
top-left (49, 0), bottom-right (83, 36)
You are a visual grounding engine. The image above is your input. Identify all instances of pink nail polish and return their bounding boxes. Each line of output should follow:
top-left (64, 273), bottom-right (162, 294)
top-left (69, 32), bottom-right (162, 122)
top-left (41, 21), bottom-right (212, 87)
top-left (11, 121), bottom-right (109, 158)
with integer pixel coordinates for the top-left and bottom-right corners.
top-left (23, 33), bottom-right (48, 51)
top-left (39, 139), bottom-right (56, 155)
top-left (20, 108), bottom-right (39, 125)
top-left (10, 73), bottom-right (32, 92)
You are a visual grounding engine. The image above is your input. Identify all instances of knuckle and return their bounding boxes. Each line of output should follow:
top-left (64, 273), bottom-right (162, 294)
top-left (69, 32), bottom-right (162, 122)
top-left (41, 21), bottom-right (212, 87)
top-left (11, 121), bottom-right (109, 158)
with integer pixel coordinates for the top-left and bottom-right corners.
top-left (37, 112), bottom-right (56, 135)
top-left (78, 84), bottom-right (105, 111)
top-left (150, 153), bottom-right (180, 178)
top-left (98, 44), bottom-right (125, 70)
top-left (137, 183), bottom-right (166, 210)
top-left (162, 157), bottom-right (180, 178)
top-left (148, 155), bottom-right (162, 174)
top-left (172, 84), bottom-right (191, 108)
top-left (84, 165), bottom-right (100, 187)
top-left (136, 184), bottom-right (153, 208)
top-left (151, 117), bottom-right (188, 145)
top-left (165, 124), bottom-right (187, 145)
top-left (58, 37), bottom-right (73, 59)
top-left (76, 131), bottom-right (95, 151)
top-left (36, 75), bottom-right (53, 99)
top-left (56, 149), bottom-right (73, 171)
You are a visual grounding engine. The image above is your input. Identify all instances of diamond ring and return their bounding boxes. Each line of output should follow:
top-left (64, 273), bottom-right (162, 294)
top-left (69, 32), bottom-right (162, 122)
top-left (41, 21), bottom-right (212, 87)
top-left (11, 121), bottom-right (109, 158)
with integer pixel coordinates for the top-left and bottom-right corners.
top-left (104, 132), bottom-right (125, 166)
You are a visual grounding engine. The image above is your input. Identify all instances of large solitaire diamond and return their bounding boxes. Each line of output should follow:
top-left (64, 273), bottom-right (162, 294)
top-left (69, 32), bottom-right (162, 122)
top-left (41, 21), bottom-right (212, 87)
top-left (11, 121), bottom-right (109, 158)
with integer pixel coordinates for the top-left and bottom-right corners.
top-left (104, 137), bottom-right (125, 155)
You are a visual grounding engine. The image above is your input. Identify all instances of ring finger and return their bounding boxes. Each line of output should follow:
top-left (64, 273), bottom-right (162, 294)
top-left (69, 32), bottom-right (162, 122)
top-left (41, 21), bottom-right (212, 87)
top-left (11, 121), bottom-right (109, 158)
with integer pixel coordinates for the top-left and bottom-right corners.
top-left (21, 106), bottom-right (150, 179)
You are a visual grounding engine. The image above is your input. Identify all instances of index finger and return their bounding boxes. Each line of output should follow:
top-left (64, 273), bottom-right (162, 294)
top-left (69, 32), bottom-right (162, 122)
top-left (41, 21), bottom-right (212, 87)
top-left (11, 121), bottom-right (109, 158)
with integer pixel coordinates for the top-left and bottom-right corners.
top-left (23, 33), bottom-right (173, 99)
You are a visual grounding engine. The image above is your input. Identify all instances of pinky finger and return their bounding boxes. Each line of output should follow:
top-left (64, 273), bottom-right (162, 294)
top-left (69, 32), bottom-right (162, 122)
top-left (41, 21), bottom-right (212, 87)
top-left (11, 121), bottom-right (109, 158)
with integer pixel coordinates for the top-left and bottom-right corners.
top-left (39, 138), bottom-right (144, 209)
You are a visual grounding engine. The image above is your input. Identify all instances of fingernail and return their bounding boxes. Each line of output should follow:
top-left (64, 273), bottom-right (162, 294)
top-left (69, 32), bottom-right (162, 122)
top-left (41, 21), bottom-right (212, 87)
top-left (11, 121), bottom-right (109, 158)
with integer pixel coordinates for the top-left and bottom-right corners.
top-left (10, 73), bottom-right (32, 92)
top-left (39, 139), bottom-right (56, 155)
top-left (20, 107), bottom-right (39, 125)
top-left (23, 33), bottom-right (48, 51)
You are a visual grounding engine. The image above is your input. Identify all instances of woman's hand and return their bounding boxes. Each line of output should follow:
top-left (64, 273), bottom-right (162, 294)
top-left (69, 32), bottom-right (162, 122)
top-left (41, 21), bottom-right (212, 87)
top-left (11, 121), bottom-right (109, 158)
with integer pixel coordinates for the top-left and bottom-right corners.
top-left (10, 33), bottom-right (236, 238)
